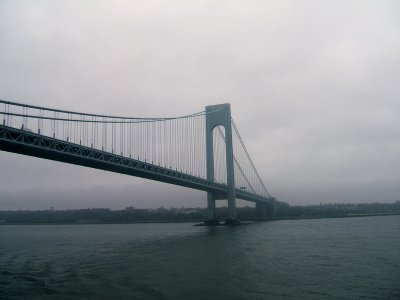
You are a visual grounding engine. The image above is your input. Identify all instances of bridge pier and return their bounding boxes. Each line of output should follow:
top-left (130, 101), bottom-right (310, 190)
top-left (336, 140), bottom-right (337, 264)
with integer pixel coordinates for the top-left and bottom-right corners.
top-left (205, 192), bottom-right (219, 225)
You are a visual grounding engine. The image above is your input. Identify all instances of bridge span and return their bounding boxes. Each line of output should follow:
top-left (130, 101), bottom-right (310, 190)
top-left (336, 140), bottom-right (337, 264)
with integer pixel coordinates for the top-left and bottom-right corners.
top-left (0, 99), bottom-right (275, 224)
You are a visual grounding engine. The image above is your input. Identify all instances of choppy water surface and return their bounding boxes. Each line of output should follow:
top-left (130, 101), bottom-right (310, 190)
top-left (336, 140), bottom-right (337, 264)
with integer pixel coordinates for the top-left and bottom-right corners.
top-left (0, 215), bottom-right (399, 299)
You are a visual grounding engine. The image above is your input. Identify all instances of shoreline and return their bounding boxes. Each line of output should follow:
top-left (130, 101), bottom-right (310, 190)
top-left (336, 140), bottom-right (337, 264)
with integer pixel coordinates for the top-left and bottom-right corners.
top-left (1, 212), bottom-right (398, 226)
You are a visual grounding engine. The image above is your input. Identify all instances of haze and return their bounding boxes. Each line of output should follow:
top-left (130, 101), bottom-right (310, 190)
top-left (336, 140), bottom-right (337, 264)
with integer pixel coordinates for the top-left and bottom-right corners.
top-left (1, 0), bottom-right (399, 210)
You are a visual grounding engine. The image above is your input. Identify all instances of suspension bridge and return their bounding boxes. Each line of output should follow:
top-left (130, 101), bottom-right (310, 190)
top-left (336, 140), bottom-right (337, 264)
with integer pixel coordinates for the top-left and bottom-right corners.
top-left (0, 99), bottom-right (275, 224)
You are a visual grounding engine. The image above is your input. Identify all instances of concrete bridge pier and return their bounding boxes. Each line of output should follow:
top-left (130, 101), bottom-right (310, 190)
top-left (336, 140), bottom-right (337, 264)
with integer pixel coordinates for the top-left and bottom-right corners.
top-left (205, 192), bottom-right (219, 225)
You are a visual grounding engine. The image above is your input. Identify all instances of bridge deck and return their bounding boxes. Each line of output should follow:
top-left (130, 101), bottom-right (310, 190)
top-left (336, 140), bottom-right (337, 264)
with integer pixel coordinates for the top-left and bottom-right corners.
top-left (0, 125), bottom-right (271, 203)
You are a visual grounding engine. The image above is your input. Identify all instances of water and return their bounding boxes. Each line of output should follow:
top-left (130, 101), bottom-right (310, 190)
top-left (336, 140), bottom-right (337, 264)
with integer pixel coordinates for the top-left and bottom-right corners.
top-left (0, 215), bottom-right (399, 299)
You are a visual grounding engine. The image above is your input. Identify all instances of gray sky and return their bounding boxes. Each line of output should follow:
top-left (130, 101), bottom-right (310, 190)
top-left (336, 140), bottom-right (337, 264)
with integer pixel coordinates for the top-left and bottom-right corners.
top-left (1, 0), bottom-right (399, 210)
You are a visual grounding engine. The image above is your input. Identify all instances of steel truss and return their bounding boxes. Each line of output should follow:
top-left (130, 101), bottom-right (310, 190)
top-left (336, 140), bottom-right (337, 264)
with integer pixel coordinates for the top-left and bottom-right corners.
top-left (0, 125), bottom-right (270, 203)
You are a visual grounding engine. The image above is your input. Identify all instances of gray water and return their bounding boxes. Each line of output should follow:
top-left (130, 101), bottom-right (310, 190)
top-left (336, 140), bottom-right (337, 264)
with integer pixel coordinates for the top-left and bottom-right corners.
top-left (0, 216), bottom-right (399, 299)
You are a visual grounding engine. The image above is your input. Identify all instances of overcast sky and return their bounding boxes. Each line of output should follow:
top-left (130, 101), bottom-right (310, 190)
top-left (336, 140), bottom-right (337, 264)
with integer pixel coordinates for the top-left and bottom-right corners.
top-left (1, 0), bottom-right (399, 210)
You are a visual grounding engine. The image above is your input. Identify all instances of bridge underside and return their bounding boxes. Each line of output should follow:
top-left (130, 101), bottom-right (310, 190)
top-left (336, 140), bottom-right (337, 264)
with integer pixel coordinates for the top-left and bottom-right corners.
top-left (0, 125), bottom-right (272, 204)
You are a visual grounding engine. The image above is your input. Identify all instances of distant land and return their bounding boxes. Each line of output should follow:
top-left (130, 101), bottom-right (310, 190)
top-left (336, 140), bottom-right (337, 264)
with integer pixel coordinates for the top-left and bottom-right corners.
top-left (0, 202), bottom-right (399, 224)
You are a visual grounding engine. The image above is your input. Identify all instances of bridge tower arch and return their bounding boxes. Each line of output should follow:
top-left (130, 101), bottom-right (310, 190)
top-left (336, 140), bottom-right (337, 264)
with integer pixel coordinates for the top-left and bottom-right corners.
top-left (205, 103), bottom-right (237, 224)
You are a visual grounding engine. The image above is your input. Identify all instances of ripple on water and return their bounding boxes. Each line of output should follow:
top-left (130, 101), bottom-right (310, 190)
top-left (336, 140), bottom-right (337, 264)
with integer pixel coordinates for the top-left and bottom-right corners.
top-left (0, 217), bottom-right (399, 299)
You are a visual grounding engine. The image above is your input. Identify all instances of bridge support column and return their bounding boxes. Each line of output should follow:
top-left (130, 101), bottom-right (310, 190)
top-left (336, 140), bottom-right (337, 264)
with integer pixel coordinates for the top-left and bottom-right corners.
top-left (206, 192), bottom-right (218, 225)
top-left (206, 103), bottom-right (238, 225)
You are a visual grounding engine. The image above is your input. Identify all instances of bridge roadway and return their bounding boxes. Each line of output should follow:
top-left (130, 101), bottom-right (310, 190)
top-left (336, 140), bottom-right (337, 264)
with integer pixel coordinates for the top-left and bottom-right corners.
top-left (0, 125), bottom-right (272, 204)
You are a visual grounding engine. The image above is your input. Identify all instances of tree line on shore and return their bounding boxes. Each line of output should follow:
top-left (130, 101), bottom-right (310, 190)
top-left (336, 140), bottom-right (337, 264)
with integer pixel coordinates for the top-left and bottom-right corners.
top-left (0, 201), bottom-right (399, 224)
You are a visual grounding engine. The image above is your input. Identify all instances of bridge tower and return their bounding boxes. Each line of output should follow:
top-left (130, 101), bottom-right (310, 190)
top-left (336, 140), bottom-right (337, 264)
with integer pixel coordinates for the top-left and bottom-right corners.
top-left (205, 103), bottom-right (238, 224)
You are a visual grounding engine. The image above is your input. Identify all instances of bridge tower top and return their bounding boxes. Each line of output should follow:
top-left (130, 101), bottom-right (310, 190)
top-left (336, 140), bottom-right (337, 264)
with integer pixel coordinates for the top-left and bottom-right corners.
top-left (205, 103), bottom-right (232, 130)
